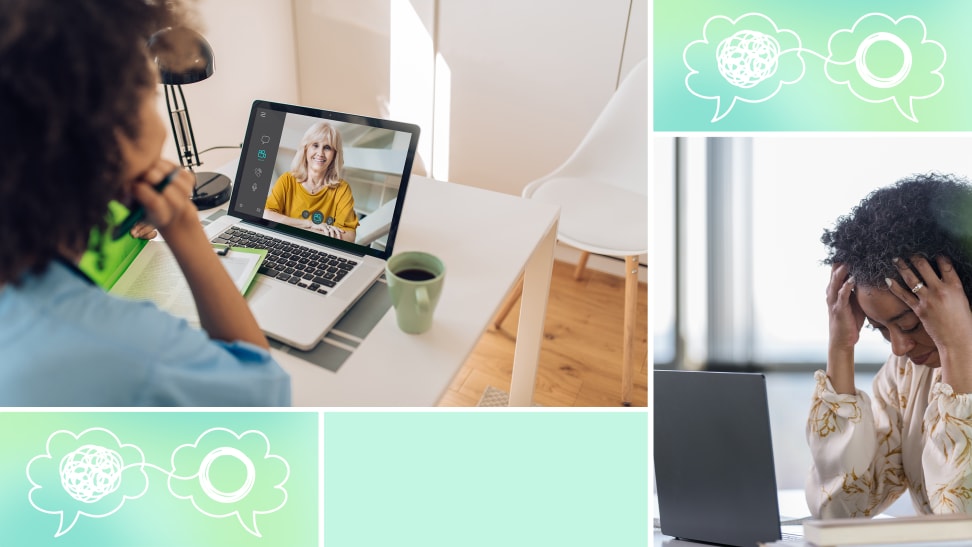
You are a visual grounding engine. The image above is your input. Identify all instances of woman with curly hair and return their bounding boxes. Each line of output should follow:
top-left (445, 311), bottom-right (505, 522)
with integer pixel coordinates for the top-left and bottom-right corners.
top-left (808, 172), bottom-right (972, 517)
top-left (0, 0), bottom-right (289, 406)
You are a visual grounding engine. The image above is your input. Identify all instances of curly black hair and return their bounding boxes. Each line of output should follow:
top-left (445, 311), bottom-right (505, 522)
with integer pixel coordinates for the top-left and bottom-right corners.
top-left (0, 0), bottom-right (193, 283)
top-left (822, 172), bottom-right (972, 300)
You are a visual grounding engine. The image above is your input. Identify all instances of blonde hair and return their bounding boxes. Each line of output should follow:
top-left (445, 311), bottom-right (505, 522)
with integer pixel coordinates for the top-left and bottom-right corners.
top-left (290, 121), bottom-right (344, 187)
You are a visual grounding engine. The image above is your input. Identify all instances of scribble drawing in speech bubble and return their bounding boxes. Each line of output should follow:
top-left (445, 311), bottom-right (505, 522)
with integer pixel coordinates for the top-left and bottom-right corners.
top-left (167, 428), bottom-right (290, 537)
top-left (60, 444), bottom-right (125, 503)
top-left (716, 29), bottom-right (781, 88)
top-left (684, 12), bottom-right (806, 122)
top-left (825, 13), bottom-right (945, 123)
top-left (27, 428), bottom-right (149, 537)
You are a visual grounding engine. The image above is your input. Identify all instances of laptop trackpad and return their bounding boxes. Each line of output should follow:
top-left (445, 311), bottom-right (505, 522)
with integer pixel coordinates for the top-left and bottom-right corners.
top-left (246, 278), bottom-right (347, 350)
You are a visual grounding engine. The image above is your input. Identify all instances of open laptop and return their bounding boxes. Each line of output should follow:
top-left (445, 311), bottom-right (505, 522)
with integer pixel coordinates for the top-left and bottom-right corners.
top-left (653, 370), bottom-right (803, 547)
top-left (206, 100), bottom-right (420, 350)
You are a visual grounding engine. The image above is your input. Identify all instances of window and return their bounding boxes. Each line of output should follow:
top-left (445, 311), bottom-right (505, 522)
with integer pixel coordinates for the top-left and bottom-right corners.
top-left (654, 136), bottom-right (972, 368)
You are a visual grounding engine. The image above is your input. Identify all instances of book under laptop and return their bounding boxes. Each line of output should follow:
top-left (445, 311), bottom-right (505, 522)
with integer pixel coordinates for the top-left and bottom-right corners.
top-left (653, 370), bottom-right (803, 547)
top-left (205, 100), bottom-right (420, 350)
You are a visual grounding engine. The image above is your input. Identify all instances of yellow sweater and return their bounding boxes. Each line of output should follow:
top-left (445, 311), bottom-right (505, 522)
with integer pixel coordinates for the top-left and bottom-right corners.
top-left (265, 172), bottom-right (359, 231)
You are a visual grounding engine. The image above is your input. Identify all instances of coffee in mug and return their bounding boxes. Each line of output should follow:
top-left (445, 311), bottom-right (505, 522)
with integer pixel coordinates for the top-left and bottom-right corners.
top-left (394, 268), bottom-right (437, 282)
top-left (385, 251), bottom-right (445, 334)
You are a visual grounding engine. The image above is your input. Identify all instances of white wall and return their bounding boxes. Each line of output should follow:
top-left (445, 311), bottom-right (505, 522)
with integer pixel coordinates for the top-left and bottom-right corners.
top-left (162, 0), bottom-right (646, 217)
top-left (292, 0), bottom-right (647, 196)
top-left (291, 0), bottom-right (436, 177)
top-left (156, 0), bottom-right (300, 171)
top-left (751, 136), bottom-right (972, 362)
top-left (436, 0), bottom-right (637, 194)
top-left (621, 0), bottom-right (647, 78)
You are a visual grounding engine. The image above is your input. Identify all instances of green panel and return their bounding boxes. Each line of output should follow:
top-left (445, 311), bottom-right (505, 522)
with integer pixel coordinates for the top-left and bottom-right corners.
top-left (1, 412), bottom-right (319, 547)
top-left (324, 411), bottom-right (650, 547)
top-left (655, 0), bottom-right (971, 130)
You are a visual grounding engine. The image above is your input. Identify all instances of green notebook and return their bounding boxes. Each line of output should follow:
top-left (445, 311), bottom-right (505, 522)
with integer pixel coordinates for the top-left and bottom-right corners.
top-left (78, 201), bottom-right (147, 290)
top-left (79, 201), bottom-right (266, 297)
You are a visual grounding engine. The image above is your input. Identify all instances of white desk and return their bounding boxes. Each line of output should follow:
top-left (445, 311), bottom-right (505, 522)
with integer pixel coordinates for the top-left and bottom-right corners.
top-left (652, 488), bottom-right (921, 546)
top-left (208, 165), bottom-right (560, 406)
top-left (653, 489), bottom-right (810, 546)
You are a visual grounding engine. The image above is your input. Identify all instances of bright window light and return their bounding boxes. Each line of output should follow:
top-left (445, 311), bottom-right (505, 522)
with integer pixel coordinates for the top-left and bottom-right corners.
top-left (389, 0), bottom-right (440, 178)
top-left (431, 52), bottom-right (451, 181)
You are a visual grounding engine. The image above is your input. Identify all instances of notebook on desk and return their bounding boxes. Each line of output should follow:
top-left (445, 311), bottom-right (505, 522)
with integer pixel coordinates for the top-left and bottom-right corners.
top-left (207, 100), bottom-right (420, 350)
top-left (653, 370), bottom-right (803, 547)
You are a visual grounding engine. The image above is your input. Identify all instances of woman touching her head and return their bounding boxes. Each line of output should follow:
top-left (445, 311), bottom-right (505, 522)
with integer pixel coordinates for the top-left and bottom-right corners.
top-left (809, 172), bottom-right (972, 517)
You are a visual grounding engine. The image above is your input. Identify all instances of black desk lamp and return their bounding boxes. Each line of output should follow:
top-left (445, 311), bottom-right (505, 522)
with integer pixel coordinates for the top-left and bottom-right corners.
top-left (148, 27), bottom-right (231, 209)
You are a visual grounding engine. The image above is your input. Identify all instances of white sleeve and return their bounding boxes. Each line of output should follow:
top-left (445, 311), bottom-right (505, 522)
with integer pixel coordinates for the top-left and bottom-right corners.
top-left (805, 362), bottom-right (907, 518)
top-left (923, 382), bottom-right (972, 514)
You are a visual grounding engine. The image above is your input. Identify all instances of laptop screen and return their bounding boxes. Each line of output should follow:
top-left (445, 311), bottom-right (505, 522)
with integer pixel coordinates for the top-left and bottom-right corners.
top-left (228, 100), bottom-right (421, 260)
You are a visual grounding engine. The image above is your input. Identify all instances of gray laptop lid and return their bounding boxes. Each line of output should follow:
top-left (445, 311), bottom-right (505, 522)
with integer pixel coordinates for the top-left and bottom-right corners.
top-left (654, 370), bottom-right (783, 547)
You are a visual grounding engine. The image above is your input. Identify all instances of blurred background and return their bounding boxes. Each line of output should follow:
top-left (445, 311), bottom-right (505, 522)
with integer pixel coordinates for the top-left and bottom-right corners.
top-left (653, 135), bottom-right (972, 487)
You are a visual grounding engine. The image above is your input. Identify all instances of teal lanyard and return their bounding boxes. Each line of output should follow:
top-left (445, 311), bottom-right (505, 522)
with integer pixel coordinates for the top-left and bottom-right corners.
top-left (55, 257), bottom-right (96, 286)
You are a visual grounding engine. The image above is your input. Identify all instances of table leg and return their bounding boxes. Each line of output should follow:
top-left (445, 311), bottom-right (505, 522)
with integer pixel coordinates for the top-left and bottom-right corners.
top-left (573, 250), bottom-right (590, 280)
top-left (508, 221), bottom-right (558, 407)
top-left (491, 275), bottom-right (524, 330)
top-left (622, 255), bottom-right (640, 406)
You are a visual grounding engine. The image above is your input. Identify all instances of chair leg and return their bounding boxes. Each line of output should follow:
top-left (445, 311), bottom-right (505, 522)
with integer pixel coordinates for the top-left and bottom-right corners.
top-left (573, 251), bottom-right (590, 280)
top-left (492, 275), bottom-right (524, 330)
top-left (621, 255), bottom-right (639, 406)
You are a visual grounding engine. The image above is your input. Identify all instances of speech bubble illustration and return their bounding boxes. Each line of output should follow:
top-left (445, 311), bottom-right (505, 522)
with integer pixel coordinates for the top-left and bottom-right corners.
top-left (684, 12), bottom-right (806, 122)
top-left (27, 428), bottom-right (149, 537)
top-left (167, 428), bottom-right (290, 537)
top-left (824, 13), bottom-right (945, 123)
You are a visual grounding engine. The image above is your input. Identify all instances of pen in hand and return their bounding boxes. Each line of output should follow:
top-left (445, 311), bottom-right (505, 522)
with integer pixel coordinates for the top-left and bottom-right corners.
top-left (112, 167), bottom-right (181, 240)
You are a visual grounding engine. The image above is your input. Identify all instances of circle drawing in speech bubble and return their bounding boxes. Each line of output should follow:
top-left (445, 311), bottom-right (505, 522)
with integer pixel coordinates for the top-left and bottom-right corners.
top-left (198, 446), bottom-right (257, 504)
top-left (855, 32), bottom-right (912, 89)
top-left (825, 13), bottom-right (945, 123)
top-left (168, 428), bottom-right (290, 538)
top-left (716, 30), bottom-right (781, 89)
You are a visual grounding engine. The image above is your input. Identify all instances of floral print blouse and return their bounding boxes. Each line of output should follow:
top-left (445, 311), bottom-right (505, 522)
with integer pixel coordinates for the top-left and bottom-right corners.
top-left (806, 356), bottom-right (972, 517)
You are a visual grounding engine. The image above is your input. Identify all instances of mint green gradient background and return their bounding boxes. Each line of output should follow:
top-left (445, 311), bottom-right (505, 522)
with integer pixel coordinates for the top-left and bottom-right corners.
top-left (0, 412), bottom-right (318, 547)
top-left (324, 411), bottom-right (649, 547)
top-left (655, 0), bottom-right (972, 130)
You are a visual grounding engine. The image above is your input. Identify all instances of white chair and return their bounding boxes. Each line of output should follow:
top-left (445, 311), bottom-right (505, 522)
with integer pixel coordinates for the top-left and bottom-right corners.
top-left (493, 58), bottom-right (647, 405)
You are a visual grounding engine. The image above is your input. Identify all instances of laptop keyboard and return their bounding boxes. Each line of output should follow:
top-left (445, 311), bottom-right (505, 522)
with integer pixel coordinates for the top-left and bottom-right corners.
top-left (213, 226), bottom-right (358, 295)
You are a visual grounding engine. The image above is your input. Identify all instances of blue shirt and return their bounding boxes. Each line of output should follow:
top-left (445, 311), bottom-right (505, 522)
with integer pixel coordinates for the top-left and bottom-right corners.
top-left (0, 260), bottom-right (291, 406)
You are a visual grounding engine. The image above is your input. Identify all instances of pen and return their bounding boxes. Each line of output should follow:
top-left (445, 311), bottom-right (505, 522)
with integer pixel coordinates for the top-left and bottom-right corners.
top-left (111, 167), bottom-right (180, 240)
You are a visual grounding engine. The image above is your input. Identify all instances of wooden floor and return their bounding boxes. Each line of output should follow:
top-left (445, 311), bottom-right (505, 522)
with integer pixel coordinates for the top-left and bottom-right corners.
top-left (437, 259), bottom-right (648, 407)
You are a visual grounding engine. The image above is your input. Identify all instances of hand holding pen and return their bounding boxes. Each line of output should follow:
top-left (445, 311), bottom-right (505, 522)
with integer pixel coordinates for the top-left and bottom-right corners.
top-left (113, 165), bottom-right (182, 239)
top-left (125, 161), bottom-right (268, 349)
top-left (114, 162), bottom-right (196, 241)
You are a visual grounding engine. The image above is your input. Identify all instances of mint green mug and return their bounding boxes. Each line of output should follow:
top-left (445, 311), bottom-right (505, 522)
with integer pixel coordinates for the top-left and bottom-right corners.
top-left (386, 251), bottom-right (446, 334)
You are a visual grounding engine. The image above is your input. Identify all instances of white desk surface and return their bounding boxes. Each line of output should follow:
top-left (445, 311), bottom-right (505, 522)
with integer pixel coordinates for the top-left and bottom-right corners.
top-left (653, 488), bottom-right (922, 546)
top-left (653, 489), bottom-right (810, 546)
top-left (208, 166), bottom-right (560, 406)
